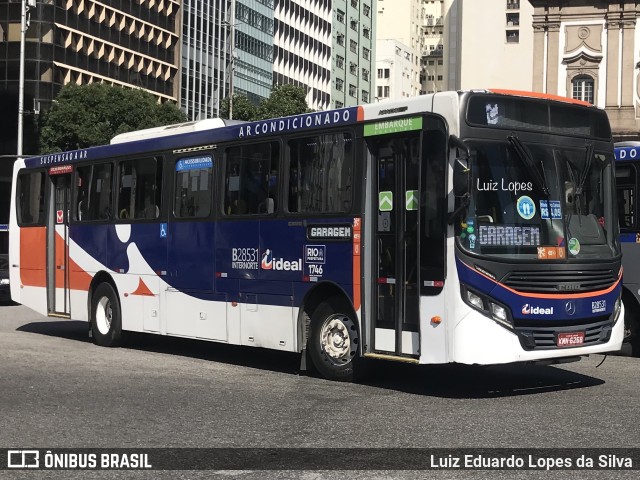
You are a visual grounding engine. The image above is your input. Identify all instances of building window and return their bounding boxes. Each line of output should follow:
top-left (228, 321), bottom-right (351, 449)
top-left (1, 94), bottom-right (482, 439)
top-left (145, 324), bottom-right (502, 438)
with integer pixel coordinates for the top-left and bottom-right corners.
top-left (437, 75), bottom-right (443, 81)
top-left (572, 75), bottom-right (595, 104)
top-left (351, 0), bottom-right (358, 8)
top-left (337, 9), bottom-right (345, 23)
top-left (363, 27), bottom-right (370, 39)
top-left (506, 30), bottom-right (519, 43)
top-left (362, 68), bottom-right (369, 81)
top-left (337, 33), bottom-right (344, 46)
top-left (349, 84), bottom-right (357, 97)
top-left (350, 19), bottom-right (358, 31)
top-left (336, 78), bottom-right (344, 91)
top-left (363, 4), bottom-right (370, 17)
top-left (350, 39), bottom-right (358, 53)
top-left (335, 101), bottom-right (344, 108)
top-left (363, 47), bottom-right (370, 60)
top-left (336, 55), bottom-right (345, 69)
top-left (350, 62), bottom-right (358, 75)
top-left (362, 90), bottom-right (370, 103)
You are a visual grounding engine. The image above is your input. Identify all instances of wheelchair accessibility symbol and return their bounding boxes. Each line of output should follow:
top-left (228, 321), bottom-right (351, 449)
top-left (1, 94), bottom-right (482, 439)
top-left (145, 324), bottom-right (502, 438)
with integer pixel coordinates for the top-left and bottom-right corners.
top-left (160, 223), bottom-right (167, 238)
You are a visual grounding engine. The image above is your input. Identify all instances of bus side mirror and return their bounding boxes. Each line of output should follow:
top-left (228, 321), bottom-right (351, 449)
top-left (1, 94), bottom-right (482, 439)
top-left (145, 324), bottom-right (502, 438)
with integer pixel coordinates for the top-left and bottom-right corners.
top-left (453, 157), bottom-right (470, 197)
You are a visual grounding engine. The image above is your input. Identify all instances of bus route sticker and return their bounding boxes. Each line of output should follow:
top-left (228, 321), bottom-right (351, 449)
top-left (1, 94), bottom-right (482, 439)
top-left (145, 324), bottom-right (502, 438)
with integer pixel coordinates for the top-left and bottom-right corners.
top-left (568, 237), bottom-right (580, 256)
top-left (160, 223), bottom-right (167, 238)
top-left (516, 196), bottom-right (536, 220)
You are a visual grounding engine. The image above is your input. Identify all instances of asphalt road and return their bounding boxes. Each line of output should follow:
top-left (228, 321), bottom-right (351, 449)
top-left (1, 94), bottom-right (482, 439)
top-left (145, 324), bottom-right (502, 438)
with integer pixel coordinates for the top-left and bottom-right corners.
top-left (1, 302), bottom-right (639, 479)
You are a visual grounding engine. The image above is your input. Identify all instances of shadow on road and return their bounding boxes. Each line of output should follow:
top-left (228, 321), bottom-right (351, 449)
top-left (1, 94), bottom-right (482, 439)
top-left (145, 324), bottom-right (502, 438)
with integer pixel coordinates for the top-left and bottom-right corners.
top-left (17, 320), bottom-right (606, 399)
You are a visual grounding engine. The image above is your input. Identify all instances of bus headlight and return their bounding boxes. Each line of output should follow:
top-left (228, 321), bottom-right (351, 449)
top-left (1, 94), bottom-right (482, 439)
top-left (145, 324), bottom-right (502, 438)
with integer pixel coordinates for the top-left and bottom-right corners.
top-left (613, 296), bottom-right (622, 324)
top-left (461, 285), bottom-right (513, 329)
top-left (490, 303), bottom-right (508, 322)
top-left (467, 290), bottom-right (484, 310)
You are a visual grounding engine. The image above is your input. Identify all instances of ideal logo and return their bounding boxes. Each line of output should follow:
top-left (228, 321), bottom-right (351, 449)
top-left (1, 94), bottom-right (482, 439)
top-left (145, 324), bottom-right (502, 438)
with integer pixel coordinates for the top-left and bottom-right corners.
top-left (261, 249), bottom-right (302, 271)
top-left (522, 304), bottom-right (554, 315)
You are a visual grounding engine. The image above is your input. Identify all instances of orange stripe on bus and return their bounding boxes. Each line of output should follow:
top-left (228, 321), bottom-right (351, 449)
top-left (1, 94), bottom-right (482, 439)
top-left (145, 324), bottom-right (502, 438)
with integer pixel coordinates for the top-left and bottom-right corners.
top-left (69, 256), bottom-right (93, 291)
top-left (352, 217), bottom-right (361, 311)
top-left (460, 260), bottom-right (622, 299)
top-left (19, 227), bottom-right (47, 287)
top-left (357, 106), bottom-right (365, 122)
top-left (488, 89), bottom-right (593, 107)
top-left (131, 277), bottom-right (155, 296)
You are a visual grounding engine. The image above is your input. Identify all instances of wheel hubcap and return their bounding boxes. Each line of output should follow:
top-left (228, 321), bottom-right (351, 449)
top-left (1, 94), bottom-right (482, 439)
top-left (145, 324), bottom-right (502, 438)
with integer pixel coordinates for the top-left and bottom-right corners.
top-left (95, 296), bottom-right (112, 335)
top-left (320, 314), bottom-right (357, 365)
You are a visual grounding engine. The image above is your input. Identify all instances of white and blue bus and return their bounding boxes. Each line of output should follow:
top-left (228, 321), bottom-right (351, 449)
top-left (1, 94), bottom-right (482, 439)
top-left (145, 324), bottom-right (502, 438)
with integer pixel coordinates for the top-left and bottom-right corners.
top-left (615, 141), bottom-right (640, 355)
top-left (10, 90), bottom-right (624, 380)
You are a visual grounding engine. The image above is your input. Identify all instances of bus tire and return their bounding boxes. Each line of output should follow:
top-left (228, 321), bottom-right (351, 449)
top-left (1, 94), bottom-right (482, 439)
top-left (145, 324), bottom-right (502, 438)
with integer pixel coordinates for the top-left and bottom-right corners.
top-left (308, 297), bottom-right (360, 381)
top-left (91, 282), bottom-right (122, 347)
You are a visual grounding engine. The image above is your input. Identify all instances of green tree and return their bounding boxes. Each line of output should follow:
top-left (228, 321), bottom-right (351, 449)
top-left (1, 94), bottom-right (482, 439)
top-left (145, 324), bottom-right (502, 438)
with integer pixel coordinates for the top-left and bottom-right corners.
top-left (257, 84), bottom-right (312, 120)
top-left (219, 94), bottom-right (259, 121)
top-left (39, 84), bottom-right (186, 153)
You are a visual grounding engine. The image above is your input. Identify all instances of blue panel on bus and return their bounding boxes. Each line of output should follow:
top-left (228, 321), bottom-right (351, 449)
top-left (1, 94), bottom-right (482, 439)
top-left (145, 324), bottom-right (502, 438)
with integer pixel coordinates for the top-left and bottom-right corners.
top-left (25, 108), bottom-right (360, 170)
top-left (168, 221), bottom-right (215, 291)
top-left (620, 233), bottom-right (637, 243)
top-left (615, 146), bottom-right (640, 161)
top-left (70, 217), bottom-right (356, 307)
top-left (456, 258), bottom-right (620, 322)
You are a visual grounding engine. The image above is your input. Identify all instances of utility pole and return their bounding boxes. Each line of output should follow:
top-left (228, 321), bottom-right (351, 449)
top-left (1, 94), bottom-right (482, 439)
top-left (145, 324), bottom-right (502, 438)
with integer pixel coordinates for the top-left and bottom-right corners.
top-left (17, 0), bottom-right (37, 158)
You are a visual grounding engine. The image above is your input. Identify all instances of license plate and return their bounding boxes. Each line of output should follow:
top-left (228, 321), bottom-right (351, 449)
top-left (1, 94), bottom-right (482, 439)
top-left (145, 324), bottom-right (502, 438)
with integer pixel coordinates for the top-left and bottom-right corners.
top-left (556, 331), bottom-right (585, 347)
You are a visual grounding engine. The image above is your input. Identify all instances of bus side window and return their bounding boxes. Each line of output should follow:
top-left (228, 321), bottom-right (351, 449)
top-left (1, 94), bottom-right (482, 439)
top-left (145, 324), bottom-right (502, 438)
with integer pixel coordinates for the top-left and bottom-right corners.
top-left (223, 142), bottom-right (279, 216)
top-left (118, 157), bottom-right (162, 221)
top-left (287, 133), bottom-right (353, 214)
top-left (17, 171), bottom-right (45, 225)
top-left (75, 163), bottom-right (113, 222)
top-left (174, 155), bottom-right (213, 219)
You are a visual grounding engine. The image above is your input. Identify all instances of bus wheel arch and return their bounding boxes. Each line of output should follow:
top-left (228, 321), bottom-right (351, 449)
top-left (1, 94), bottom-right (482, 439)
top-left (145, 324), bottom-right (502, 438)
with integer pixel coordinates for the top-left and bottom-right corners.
top-left (621, 286), bottom-right (640, 356)
top-left (298, 283), bottom-right (362, 381)
top-left (88, 272), bottom-right (122, 347)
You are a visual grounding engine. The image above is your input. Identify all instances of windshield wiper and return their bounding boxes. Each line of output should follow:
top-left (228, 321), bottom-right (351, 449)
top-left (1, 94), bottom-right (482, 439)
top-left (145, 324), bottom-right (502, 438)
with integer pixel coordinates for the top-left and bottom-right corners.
top-left (507, 135), bottom-right (550, 196)
top-left (575, 142), bottom-right (594, 198)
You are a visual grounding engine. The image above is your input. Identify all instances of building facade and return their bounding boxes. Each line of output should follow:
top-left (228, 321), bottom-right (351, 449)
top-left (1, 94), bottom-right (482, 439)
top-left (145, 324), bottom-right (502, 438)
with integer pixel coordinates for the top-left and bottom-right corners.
top-left (331, 0), bottom-right (375, 107)
top-left (273, 0), bottom-right (333, 110)
top-left (376, 0), bottom-right (421, 98)
top-left (421, 0), bottom-right (445, 94)
top-left (375, 38), bottom-right (419, 100)
top-left (0, 0), bottom-right (182, 155)
top-left (181, 0), bottom-right (275, 121)
top-left (444, 0), bottom-right (534, 91)
top-left (529, 0), bottom-right (640, 141)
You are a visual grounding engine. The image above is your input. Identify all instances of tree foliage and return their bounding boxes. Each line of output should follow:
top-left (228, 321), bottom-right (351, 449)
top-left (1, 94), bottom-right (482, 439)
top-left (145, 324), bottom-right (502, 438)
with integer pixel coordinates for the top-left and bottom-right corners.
top-left (257, 84), bottom-right (312, 120)
top-left (39, 84), bottom-right (186, 153)
top-left (219, 84), bottom-right (311, 122)
top-left (219, 94), bottom-right (258, 121)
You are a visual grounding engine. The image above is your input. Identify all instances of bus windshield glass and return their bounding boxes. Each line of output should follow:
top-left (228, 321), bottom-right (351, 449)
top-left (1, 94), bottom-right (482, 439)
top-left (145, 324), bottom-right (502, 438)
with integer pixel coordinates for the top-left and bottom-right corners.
top-left (458, 139), bottom-right (619, 260)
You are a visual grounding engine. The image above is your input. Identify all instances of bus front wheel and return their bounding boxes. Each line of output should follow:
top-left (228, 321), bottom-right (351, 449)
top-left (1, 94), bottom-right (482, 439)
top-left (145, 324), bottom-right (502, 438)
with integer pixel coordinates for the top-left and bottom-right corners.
top-left (91, 282), bottom-right (122, 347)
top-left (308, 297), bottom-right (360, 381)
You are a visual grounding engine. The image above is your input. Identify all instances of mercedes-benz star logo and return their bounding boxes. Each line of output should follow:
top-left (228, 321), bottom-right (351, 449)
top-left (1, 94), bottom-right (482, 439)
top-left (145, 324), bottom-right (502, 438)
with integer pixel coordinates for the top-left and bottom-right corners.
top-left (565, 301), bottom-right (576, 315)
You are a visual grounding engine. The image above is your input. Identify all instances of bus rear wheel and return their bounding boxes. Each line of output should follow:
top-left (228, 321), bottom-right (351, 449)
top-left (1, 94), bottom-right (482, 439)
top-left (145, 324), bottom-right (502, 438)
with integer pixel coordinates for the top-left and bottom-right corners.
top-left (91, 282), bottom-right (122, 347)
top-left (308, 297), bottom-right (360, 381)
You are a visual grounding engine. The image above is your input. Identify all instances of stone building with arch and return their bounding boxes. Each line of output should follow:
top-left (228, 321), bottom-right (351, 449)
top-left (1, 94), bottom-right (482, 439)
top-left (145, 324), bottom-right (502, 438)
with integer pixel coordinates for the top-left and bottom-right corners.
top-left (529, 1), bottom-right (639, 141)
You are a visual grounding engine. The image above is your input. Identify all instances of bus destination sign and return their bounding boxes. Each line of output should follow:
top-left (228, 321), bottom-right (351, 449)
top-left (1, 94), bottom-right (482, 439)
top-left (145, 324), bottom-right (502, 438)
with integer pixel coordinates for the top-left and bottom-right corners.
top-left (307, 224), bottom-right (353, 242)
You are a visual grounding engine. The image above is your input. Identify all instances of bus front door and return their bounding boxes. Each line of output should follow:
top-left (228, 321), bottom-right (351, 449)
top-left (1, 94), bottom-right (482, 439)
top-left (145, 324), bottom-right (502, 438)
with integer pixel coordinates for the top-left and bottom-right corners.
top-left (48, 174), bottom-right (71, 316)
top-left (368, 132), bottom-right (421, 357)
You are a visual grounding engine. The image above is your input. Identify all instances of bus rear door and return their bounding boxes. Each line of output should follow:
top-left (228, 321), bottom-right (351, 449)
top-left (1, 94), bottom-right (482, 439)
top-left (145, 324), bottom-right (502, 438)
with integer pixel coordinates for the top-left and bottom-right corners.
top-left (48, 171), bottom-right (72, 316)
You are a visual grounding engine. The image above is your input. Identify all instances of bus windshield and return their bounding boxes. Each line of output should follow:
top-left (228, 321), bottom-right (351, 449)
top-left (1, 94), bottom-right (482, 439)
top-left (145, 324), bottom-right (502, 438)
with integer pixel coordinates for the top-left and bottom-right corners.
top-left (458, 139), bottom-right (619, 260)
